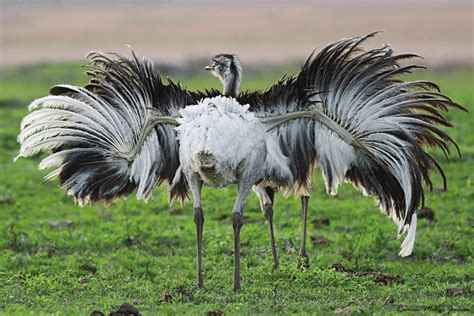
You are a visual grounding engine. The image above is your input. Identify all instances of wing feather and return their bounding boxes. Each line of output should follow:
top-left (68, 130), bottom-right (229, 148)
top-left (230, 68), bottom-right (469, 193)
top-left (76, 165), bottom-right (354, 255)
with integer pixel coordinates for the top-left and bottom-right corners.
top-left (17, 50), bottom-right (210, 204)
top-left (244, 33), bottom-right (466, 256)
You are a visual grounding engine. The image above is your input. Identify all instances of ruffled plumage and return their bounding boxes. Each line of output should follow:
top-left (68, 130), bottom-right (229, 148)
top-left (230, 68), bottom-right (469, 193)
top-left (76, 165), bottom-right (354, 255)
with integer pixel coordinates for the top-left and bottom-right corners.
top-left (16, 33), bottom-right (465, 257)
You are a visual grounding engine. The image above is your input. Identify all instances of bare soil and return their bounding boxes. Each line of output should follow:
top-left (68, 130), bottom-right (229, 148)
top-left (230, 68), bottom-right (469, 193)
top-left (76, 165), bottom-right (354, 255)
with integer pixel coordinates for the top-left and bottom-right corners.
top-left (1, 1), bottom-right (473, 66)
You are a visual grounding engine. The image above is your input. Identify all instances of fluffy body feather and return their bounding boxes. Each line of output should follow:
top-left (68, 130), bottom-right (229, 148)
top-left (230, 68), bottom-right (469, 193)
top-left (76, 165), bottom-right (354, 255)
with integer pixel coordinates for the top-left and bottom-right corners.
top-left (176, 96), bottom-right (292, 188)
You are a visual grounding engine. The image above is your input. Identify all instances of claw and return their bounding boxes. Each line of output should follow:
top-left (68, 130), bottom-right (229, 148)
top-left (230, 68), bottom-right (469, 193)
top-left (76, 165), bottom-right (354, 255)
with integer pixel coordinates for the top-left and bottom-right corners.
top-left (297, 254), bottom-right (310, 270)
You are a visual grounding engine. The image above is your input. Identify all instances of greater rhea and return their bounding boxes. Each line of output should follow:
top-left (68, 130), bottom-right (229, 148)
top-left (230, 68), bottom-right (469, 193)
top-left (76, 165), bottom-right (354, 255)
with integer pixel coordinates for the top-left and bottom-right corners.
top-left (16, 33), bottom-right (465, 291)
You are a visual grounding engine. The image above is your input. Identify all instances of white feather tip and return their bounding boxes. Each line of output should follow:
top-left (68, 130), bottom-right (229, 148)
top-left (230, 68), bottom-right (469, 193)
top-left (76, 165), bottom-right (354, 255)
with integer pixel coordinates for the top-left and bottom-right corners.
top-left (398, 213), bottom-right (417, 257)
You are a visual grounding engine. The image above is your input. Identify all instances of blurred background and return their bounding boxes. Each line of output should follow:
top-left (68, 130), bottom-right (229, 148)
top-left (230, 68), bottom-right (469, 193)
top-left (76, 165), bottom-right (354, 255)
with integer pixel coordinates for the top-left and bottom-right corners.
top-left (1, 0), bottom-right (473, 68)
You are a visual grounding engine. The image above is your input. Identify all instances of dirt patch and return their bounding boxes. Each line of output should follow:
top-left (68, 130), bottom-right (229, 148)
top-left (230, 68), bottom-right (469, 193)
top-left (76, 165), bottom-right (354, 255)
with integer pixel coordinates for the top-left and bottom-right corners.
top-left (79, 263), bottom-right (97, 274)
top-left (0, 197), bottom-right (15, 205)
top-left (310, 235), bottom-right (332, 245)
top-left (331, 263), bottom-right (405, 285)
top-left (312, 217), bottom-right (330, 228)
top-left (446, 287), bottom-right (465, 296)
top-left (418, 207), bottom-right (435, 222)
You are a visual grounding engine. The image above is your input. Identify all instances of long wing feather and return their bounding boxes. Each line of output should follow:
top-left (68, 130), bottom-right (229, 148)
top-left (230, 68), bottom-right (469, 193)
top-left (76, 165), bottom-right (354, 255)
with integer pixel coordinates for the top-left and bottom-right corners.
top-left (17, 51), bottom-right (192, 204)
top-left (246, 33), bottom-right (466, 256)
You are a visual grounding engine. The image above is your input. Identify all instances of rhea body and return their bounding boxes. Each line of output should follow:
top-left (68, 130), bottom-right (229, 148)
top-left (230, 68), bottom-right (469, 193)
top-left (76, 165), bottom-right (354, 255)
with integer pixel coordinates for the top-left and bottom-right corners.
top-left (175, 96), bottom-right (292, 290)
top-left (205, 54), bottom-right (310, 270)
top-left (174, 54), bottom-right (292, 289)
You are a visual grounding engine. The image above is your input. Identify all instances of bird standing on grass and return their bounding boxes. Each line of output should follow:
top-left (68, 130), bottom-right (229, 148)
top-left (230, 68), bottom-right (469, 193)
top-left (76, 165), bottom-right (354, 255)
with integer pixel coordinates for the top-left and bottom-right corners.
top-left (16, 33), bottom-right (465, 292)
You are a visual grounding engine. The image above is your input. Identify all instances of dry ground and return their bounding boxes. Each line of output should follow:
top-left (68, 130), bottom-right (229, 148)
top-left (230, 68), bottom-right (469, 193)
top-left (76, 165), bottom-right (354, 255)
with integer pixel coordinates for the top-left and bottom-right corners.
top-left (1, 0), bottom-right (473, 66)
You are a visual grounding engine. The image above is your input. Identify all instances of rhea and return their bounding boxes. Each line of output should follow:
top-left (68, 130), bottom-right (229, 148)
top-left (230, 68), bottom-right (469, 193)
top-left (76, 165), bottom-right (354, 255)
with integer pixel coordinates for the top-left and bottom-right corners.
top-left (16, 33), bottom-right (465, 292)
top-left (204, 53), bottom-right (289, 270)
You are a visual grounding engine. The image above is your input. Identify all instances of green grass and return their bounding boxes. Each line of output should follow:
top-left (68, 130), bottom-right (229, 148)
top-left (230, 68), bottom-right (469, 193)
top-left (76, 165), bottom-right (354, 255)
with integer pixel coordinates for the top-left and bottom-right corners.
top-left (0, 62), bottom-right (472, 315)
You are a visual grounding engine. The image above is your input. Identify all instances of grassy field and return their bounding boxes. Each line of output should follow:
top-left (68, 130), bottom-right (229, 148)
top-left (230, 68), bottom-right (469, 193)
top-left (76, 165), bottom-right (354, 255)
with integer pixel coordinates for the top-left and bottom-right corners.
top-left (0, 62), bottom-right (472, 315)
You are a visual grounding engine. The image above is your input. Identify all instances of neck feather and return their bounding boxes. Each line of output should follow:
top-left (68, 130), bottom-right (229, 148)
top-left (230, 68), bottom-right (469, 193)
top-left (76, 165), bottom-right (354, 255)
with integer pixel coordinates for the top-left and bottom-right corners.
top-left (222, 59), bottom-right (242, 97)
top-left (223, 78), bottom-right (240, 97)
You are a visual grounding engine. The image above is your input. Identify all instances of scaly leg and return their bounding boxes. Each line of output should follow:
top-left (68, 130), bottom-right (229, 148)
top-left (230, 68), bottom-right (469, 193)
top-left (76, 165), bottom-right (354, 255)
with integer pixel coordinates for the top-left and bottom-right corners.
top-left (232, 212), bottom-right (244, 292)
top-left (233, 179), bottom-right (255, 292)
top-left (188, 174), bottom-right (204, 288)
top-left (254, 185), bottom-right (279, 270)
top-left (298, 195), bottom-right (310, 269)
top-left (265, 187), bottom-right (279, 270)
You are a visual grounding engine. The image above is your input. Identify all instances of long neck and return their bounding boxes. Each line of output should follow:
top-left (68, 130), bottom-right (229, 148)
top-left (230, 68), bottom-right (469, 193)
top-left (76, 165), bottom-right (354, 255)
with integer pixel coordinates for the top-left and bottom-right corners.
top-left (222, 77), bottom-right (240, 97)
top-left (222, 62), bottom-right (242, 97)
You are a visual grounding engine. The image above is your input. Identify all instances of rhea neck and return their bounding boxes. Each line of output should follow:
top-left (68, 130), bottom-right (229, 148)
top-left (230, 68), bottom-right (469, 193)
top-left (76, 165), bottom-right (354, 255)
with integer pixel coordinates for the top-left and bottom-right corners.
top-left (220, 63), bottom-right (242, 98)
top-left (221, 75), bottom-right (240, 97)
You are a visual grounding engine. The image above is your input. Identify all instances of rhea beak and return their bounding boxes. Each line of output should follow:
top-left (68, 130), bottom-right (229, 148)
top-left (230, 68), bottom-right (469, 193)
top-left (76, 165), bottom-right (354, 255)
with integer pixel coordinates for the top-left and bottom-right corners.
top-left (205, 59), bottom-right (218, 70)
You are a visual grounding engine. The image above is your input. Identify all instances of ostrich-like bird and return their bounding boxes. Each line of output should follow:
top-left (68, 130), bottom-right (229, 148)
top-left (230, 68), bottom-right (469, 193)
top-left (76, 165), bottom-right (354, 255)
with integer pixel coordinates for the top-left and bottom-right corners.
top-left (16, 33), bottom-right (464, 291)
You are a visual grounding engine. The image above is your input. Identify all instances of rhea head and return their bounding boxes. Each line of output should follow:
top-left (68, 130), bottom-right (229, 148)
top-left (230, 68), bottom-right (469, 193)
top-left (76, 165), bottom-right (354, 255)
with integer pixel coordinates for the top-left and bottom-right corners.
top-left (205, 54), bottom-right (242, 97)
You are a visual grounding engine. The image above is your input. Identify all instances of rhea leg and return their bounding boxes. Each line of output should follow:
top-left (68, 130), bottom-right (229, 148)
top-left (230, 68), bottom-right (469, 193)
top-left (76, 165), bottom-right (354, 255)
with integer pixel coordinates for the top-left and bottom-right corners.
top-left (253, 185), bottom-right (279, 270)
top-left (298, 195), bottom-right (310, 269)
top-left (233, 179), bottom-right (255, 292)
top-left (188, 174), bottom-right (204, 288)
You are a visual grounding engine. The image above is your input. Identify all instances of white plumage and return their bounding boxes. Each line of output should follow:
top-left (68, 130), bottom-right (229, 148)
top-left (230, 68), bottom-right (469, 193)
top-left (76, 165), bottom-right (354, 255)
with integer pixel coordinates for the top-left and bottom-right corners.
top-left (176, 96), bottom-right (292, 188)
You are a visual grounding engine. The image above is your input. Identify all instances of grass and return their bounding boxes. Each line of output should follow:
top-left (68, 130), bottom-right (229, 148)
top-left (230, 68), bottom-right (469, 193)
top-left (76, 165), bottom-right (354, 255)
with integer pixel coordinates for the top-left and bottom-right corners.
top-left (0, 62), bottom-right (473, 315)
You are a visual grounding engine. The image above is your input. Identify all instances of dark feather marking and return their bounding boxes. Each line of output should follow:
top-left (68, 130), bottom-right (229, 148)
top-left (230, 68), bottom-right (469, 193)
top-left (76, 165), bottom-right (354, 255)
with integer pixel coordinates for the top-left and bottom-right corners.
top-left (242, 33), bottom-right (465, 230)
top-left (23, 50), bottom-right (221, 204)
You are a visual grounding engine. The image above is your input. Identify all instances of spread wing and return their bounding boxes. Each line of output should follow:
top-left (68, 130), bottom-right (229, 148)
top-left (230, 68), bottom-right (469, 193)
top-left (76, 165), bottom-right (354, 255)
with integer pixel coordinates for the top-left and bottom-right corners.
top-left (17, 50), bottom-right (216, 204)
top-left (240, 32), bottom-right (465, 256)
